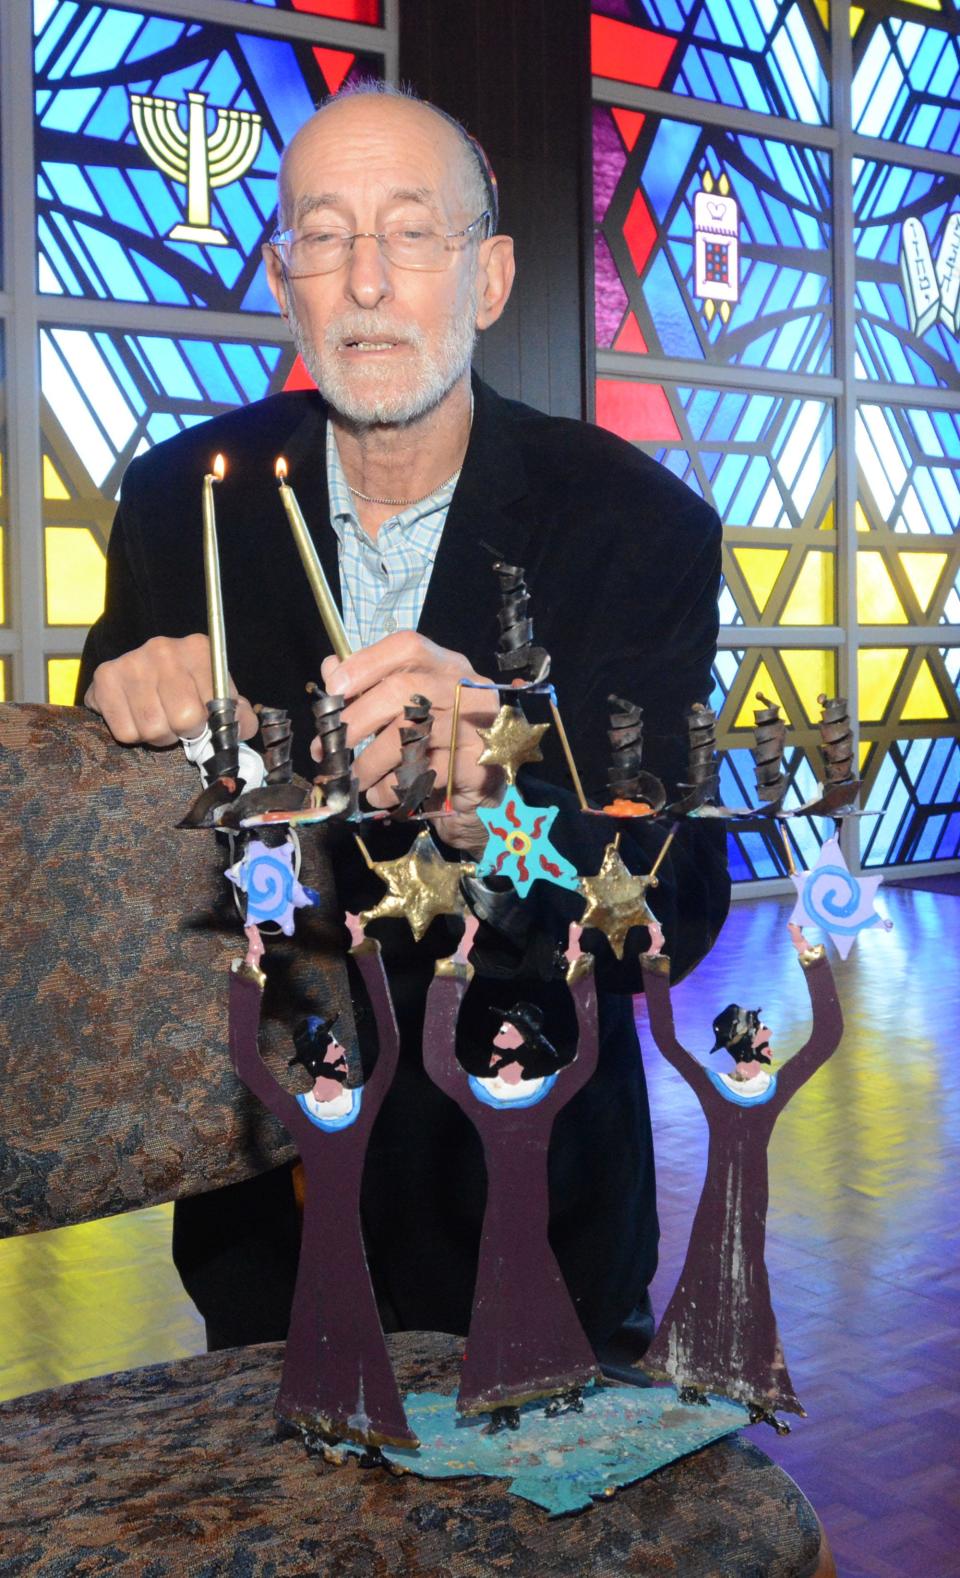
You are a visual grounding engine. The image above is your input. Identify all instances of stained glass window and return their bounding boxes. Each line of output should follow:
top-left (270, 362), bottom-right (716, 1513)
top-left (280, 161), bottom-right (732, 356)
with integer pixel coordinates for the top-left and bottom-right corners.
top-left (854, 158), bottom-right (960, 389)
top-left (40, 324), bottom-right (296, 629)
top-left (856, 403), bottom-right (960, 628)
top-left (594, 105), bottom-right (833, 373)
top-left (34, 3), bottom-right (382, 311)
top-left (237, 1), bottom-right (381, 20)
top-left (852, 7), bottom-right (960, 152)
top-left (592, 0), bottom-right (960, 880)
top-left (710, 647), bottom-right (837, 880)
top-left (591, 3), bottom-right (831, 124)
top-left (598, 378), bottom-right (836, 625)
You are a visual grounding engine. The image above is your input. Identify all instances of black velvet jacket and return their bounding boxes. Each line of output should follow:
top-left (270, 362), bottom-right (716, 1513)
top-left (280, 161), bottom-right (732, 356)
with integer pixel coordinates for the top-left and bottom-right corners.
top-left (79, 375), bottom-right (730, 1340)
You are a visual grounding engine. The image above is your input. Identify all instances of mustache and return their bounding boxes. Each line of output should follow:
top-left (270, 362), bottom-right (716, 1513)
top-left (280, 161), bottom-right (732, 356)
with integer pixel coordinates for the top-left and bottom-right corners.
top-left (325, 315), bottom-right (425, 350)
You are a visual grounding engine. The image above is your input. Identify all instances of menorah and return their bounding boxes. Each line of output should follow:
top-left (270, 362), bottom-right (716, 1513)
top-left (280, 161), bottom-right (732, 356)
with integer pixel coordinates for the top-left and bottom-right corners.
top-left (130, 90), bottom-right (263, 246)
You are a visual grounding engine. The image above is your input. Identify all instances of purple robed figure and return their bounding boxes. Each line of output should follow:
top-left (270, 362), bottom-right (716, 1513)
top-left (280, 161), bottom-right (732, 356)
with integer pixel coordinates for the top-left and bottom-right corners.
top-left (228, 924), bottom-right (416, 1450)
top-left (640, 924), bottom-right (843, 1424)
top-left (423, 921), bottom-right (601, 1419)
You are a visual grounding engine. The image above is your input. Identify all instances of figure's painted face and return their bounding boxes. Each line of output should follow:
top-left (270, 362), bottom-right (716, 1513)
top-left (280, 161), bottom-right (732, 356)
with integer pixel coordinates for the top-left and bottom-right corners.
top-left (312, 1036), bottom-right (348, 1101)
top-left (751, 1022), bottom-right (773, 1064)
top-left (266, 96), bottom-right (487, 426)
top-left (494, 1020), bottom-right (524, 1051)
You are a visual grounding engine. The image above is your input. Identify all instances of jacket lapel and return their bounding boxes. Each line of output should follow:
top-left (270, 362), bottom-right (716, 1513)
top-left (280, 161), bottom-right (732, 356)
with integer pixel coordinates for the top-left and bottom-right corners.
top-left (418, 376), bottom-right (536, 674)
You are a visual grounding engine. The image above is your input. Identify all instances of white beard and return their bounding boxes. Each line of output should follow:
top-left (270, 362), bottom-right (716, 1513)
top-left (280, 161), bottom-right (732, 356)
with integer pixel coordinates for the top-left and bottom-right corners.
top-left (288, 282), bottom-right (478, 427)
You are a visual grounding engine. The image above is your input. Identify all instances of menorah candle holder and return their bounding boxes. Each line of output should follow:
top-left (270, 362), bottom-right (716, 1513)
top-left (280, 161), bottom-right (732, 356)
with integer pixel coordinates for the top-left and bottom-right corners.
top-left (605, 696), bottom-right (666, 813)
top-left (309, 685), bottom-right (358, 819)
top-left (392, 695), bottom-right (437, 819)
top-left (751, 693), bottom-right (787, 806)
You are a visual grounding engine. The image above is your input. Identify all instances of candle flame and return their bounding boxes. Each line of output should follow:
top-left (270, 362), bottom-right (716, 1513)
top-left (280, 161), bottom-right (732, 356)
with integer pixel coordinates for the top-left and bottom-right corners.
top-left (213, 454), bottom-right (225, 481)
top-left (275, 456), bottom-right (288, 482)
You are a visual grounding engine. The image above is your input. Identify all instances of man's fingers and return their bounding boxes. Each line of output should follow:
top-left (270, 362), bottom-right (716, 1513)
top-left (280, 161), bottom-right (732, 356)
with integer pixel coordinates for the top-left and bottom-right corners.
top-left (157, 669), bottom-right (208, 741)
top-left (235, 697), bottom-right (260, 741)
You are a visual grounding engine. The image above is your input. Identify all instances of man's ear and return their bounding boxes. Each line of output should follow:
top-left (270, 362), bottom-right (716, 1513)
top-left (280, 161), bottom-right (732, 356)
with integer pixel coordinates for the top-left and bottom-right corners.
top-left (475, 234), bottom-right (516, 331)
top-left (263, 243), bottom-right (289, 318)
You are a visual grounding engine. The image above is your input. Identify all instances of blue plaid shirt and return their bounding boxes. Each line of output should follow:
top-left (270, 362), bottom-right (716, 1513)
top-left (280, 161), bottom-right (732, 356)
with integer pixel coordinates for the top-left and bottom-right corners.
top-left (325, 421), bottom-right (457, 651)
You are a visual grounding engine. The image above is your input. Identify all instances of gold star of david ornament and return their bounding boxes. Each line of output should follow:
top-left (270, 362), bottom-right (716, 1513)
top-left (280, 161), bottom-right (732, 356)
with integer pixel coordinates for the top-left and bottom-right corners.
top-left (578, 842), bottom-right (659, 960)
top-left (476, 704), bottom-right (550, 784)
top-left (357, 829), bottom-right (475, 943)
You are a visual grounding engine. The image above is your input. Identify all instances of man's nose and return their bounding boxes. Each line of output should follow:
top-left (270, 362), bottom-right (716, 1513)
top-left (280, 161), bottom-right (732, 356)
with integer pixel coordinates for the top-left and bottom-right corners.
top-left (343, 233), bottom-right (393, 306)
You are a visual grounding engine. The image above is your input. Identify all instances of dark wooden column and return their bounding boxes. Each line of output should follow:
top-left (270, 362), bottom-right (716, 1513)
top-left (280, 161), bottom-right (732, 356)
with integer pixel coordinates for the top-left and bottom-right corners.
top-left (399, 0), bottom-right (592, 420)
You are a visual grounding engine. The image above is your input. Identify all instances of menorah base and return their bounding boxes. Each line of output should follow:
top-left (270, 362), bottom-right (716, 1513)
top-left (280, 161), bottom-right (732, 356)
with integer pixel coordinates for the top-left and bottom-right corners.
top-left (169, 222), bottom-right (228, 245)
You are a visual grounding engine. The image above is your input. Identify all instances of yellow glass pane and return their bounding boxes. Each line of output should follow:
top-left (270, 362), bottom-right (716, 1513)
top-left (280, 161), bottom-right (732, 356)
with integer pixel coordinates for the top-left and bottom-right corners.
top-left (45, 527), bottom-right (107, 626)
top-left (0, 525), bottom-right (5, 624)
top-left (899, 551), bottom-right (947, 614)
top-left (857, 551), bottom-right (907, 624)
top-left (732, 546), bottom-right (788, 614)
top-left (814, 0), bottom-right (829, 27)
top-left (850, 4), bottom-right (865, 32)
top-left (780, 650), bottom-right (837, 723)
top-left (43, 456), bottom-right (71, 501)
top-left (898, 0), bottom-right (941, 8)
top-left (780, 550), bottom-right (834, 624)
top-left (734, 660), bottom-right (790, 727)
top-left (818, 502), bottom-right (835, 531)
top-left (900, 660), bottom-right (948, 721)
top-left (855, 502), bottom-right (870, 533)
top-left (47, 657), bottom-right (81, 706)
top-left (858, 740), bottom-right (872, 772)
top-left (0, 660), bottom-right (6, 702)
top-left (857, 649), bottom-right (907, 723)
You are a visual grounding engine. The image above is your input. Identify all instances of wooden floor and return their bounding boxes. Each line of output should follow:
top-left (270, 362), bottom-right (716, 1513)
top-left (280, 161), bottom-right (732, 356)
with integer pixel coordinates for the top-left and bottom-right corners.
top-left (1, 885), bottom-right (957, 1576)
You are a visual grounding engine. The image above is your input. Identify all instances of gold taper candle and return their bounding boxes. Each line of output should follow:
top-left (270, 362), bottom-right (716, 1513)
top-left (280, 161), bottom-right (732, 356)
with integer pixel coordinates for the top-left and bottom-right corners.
top-left (202, 453), bottom-right (229, 700)
top-left (276, 456), bottom-right (352, 660)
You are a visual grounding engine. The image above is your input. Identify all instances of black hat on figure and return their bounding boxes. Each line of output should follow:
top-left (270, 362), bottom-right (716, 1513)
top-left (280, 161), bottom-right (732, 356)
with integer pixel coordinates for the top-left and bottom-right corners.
top-left (710, 1003), bottom-right (762, 1059)
top-left (289, 1014), bottom-right (346, 1081)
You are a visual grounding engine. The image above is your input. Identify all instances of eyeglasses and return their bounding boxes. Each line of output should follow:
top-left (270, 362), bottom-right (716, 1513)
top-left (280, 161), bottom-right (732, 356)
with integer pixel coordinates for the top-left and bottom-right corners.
top-left (268, 212), bottom-right (492, 278)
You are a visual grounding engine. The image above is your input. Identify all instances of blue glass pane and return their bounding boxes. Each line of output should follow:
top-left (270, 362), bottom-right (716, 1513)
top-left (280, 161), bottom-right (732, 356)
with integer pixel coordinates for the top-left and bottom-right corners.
top-left (854, 158), bottom-right (960, 391)
top-left (853, 14), bottom-right (960, 154)
top-left (34, 3), bottom-right (383, 310)
top-left (591, 0), bottom-right (829, 124)
top-left (40, 323), bottom-right (295, 499)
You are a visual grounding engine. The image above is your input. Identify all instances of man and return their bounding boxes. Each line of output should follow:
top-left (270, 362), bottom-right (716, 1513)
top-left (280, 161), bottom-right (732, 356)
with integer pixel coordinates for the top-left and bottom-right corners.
top-left (80, 84), bottom-right (729, 1357)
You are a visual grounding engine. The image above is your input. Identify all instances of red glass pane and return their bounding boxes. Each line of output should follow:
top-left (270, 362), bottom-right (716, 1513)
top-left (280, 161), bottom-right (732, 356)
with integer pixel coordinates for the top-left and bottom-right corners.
top-left (591, 16), bottom-right (676, 90)
top-left (613, 312), bottom-right (648, 353)
top-left (284, 355), bottom-right (316, 391)
top-left (292, 0), bottom-right (381, 22)
top-left (595, 379), bottom-right (679, 442)
top-left (313, 46), bottom-right (357, 94)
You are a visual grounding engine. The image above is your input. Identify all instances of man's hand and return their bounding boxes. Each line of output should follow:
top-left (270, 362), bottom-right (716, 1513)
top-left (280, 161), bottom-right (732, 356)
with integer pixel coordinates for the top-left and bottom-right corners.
top-left (316, 633), bottom-right (504, 851)
top-left (787, 921), bottom-right (809, 955)
top-left (84, 634), bottom-right (259, 748)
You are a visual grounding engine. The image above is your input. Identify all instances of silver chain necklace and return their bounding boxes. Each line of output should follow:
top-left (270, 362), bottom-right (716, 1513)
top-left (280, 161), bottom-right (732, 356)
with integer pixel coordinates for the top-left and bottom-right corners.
top-left (348, 466), bottom-right (462, 508)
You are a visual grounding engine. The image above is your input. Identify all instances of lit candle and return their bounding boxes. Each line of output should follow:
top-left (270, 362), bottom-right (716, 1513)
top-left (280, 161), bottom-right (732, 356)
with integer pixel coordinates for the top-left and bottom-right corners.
top-left (276, 457), bottom-right (352, 661)
top-left (202, 453), bottom-right (229, 701)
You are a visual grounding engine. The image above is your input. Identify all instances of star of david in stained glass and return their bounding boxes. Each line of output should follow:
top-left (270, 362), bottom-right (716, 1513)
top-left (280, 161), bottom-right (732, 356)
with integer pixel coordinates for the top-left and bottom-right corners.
top-left (475, 791), bottom-right (580, 899)
top-left (789, 837), bottom-right (889, 961)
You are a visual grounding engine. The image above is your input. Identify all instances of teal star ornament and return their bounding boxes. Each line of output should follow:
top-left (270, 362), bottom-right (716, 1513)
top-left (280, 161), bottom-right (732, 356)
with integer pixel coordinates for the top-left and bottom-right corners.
top-left (475, 788), bottom-right (580, 898)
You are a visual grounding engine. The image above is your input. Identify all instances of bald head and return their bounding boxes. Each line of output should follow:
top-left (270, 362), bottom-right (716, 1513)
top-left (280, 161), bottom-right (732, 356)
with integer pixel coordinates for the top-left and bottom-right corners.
top-left (277, 88), bottom-right (492, 236)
